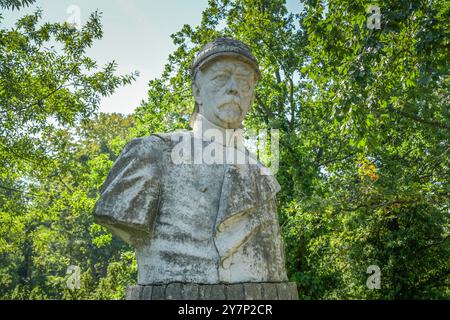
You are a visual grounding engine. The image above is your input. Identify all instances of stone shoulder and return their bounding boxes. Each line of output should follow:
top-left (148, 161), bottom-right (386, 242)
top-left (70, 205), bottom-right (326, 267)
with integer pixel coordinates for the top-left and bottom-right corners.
top-left (118, 131), bottom-right (192, 166)
top-left (150, 131), bottom-right (192, 144)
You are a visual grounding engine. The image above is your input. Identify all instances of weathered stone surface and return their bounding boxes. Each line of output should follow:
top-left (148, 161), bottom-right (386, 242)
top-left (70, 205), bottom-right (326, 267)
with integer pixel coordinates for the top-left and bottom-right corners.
top-left (126, 286), bottom-right (142, 300)
top-left (244, 283), bottom-right (262, 300)
top-left (275, 283), bottom-right (298, 300)
top-left (198, 284), bottom-right (212, 300)
top-left (276, 283), bottom-right (289, 300)
top-left (199, 284), bottom-right (226, 300)
top-left (127, 282), bottom-right (298, 300)
top-left (287, 283), bottom-right (299, 300)
top-left (94, 126), bottom-right (287, 285)
top-left (191, 37), bottom-right (261, 81)
top-left (226, 284), bottom-right (245, 300)
top-left (182, 284), bottom-right (199, 300)
top-left (210, 284), bottom-right (226, 300)
top-left (261, 283), bottom-right (278, 300)
top-left (151, 285), bottom-right (165, 300)
top-left (94, 38), bottom-right (292, 293)
top-left (141, 286), bottom-right (152, 300)
top-left (166, 283), bottom-right (183, 300)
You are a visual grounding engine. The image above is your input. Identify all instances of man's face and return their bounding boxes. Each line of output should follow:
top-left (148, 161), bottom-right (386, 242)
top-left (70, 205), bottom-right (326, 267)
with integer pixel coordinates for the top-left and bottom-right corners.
top-left (193, 57), bottom-right (256, 129)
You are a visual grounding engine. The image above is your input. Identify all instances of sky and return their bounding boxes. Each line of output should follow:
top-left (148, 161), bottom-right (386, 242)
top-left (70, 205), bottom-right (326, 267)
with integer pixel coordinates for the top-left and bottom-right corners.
top-left (2, 0), bottom-right (303, 115)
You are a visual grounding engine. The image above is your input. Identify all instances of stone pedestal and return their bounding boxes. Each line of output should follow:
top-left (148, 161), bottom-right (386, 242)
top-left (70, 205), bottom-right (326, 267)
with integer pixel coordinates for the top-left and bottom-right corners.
top-left (126, 282), bottom-right (298, 300)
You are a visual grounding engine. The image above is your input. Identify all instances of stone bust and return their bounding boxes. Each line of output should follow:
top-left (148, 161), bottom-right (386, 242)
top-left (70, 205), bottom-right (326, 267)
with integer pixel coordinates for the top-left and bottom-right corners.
top-left (94, 38), bottom-right (290, 290)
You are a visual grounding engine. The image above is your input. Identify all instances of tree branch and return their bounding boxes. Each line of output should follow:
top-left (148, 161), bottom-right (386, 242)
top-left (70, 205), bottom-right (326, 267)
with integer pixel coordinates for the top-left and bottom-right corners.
top-left (387, 106), bottom-right (450, 131)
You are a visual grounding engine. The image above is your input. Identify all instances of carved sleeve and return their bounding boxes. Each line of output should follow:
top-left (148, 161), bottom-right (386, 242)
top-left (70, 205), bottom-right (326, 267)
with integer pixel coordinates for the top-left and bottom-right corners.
top-left (93, 136), bottom-right (165, 245)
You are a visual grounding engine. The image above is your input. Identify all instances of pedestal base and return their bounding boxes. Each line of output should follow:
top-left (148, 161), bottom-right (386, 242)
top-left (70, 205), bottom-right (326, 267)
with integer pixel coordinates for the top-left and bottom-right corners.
top-left (126, 282), bottom-right (298, 300)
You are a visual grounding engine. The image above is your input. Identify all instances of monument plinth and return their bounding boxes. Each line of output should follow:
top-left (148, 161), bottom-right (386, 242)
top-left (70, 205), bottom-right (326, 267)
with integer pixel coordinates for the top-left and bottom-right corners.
top-left (126, 283), bottom-right (298, 300)
top-left (94, 38), bottom-right (298, 300)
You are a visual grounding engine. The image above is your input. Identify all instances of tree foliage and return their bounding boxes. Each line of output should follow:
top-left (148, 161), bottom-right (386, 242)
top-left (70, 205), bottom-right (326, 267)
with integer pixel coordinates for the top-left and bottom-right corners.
top-left (1, 0), bottom-right (137, 299)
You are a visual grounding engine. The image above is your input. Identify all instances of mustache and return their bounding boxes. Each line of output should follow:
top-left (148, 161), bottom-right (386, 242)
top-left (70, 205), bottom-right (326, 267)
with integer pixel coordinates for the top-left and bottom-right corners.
top-left (219, 103), bottom-right (241, 112)
top-left (219, 97), bottom-right (241, 108)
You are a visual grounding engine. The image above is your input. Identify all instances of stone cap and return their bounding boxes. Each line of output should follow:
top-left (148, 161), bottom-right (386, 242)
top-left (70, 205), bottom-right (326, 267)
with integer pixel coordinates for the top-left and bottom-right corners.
top-left (190, 37), bottom-right (261, 81)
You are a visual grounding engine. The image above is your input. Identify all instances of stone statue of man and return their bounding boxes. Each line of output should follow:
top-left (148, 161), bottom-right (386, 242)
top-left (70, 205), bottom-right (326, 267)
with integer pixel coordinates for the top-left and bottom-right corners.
top-left (94, 38), bottom-right (297, 299)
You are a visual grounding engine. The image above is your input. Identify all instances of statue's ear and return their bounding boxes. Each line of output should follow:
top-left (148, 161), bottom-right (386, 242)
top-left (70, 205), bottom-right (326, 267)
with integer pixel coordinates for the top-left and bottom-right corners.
top-left (192, 82), bottom-right (202, 106)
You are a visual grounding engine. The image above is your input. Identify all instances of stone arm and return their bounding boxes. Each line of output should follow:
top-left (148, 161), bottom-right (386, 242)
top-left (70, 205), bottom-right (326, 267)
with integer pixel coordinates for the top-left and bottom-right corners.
top-left (93, 136), bottom-right (164, 245)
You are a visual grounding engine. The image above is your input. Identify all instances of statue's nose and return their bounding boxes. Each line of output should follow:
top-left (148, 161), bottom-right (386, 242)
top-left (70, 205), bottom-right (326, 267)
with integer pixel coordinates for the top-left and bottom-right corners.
top-left (226, 76), bottom-right (239, 96)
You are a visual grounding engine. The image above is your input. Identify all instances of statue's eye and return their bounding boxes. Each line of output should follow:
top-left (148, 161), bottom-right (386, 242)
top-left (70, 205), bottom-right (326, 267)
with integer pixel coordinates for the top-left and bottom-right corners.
top-left (213, 74), bottom-right (228, 83)
top-left (237, 78), bottom-right (251, 90)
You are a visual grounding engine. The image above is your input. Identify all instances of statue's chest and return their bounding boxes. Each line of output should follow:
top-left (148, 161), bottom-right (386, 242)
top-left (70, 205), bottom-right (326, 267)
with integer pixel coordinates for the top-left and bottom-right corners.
top-left (157, 163), bottom-right (225, 241)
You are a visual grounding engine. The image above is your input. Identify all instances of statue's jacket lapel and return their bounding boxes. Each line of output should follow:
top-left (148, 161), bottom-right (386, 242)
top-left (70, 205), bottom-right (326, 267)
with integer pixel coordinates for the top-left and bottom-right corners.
top-left (214, 161), bottom-right (286, 282)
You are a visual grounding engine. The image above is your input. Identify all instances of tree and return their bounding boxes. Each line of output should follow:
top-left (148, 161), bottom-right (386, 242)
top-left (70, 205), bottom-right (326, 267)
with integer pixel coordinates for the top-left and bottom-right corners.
top-left (293, 0), bottom-right (449, 299)
top-left (0, 0), bottom-right (137, 185)
top-left (0, 112), bottom-right (137, 299)
top-left (0, 0), bottom-right (137, 299)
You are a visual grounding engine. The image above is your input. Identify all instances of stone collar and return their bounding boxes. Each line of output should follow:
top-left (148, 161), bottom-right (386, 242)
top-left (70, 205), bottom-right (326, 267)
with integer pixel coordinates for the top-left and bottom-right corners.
top-left (192, 113), bottom-right (246, 153)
